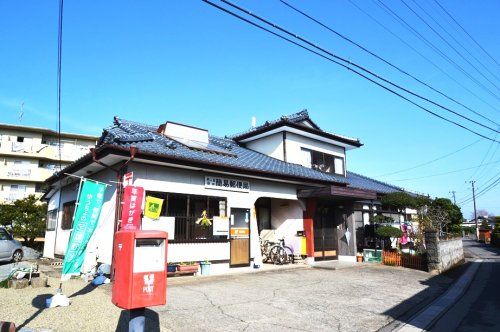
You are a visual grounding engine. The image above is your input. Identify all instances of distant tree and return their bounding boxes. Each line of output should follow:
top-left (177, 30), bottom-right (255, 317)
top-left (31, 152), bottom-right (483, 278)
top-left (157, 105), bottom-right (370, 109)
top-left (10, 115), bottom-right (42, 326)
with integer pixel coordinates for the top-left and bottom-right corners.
top-left (479, 219), bottom-right (491, 230)
top-left (431, 198), bottom-right (463, 226)
top-left (370, 214), bottom-right (394, 224)
top-left (8, 195), bottom-right (47, 246)
top-left (471, 209), bottom-right (490, 219)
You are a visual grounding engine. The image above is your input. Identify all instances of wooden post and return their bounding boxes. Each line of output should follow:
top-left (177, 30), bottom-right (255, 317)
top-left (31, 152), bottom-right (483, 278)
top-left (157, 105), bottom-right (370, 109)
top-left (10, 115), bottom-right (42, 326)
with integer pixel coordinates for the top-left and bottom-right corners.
top-left (303, 198), bottom-right (316, 260)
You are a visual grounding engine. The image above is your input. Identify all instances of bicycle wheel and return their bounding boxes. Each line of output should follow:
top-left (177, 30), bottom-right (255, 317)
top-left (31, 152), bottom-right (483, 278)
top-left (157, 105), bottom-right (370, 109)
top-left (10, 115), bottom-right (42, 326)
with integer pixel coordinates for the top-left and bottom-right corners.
top-left (269, 245), bottom-right (286, 265)
top-left (283, 246), bottom-right (294, 264)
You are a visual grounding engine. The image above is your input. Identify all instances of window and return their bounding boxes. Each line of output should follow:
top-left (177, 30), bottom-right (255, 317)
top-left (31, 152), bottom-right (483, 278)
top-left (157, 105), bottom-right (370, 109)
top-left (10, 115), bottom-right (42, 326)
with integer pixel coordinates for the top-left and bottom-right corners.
top-left (47, 209), bottom-right (57, 231)
top-left (61, 201), bottom-right (76, 230)
top-left (255, 197), bottom-right (271, 233)
top-left (302, 148), bottom-right (345, 175)
top-left (17, 136), bottom-right (24, 143)
top-left (146, 191), bottom-right (227, 242)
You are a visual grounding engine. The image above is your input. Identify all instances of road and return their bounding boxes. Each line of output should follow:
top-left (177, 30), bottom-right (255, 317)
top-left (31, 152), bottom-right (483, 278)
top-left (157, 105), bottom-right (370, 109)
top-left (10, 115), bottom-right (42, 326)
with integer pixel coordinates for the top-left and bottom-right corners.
top-left (430, 239), bottom-right (500, 332)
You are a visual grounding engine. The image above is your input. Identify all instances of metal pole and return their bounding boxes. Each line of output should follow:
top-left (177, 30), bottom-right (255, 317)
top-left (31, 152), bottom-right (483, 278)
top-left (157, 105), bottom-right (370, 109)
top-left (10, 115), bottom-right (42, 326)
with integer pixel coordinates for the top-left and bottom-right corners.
top-left (470, 181), bottom-right (478, 240)
top-left (449, 190), bottom-right (456, 205)
top-left (129, 308), bottom-right (145, 332)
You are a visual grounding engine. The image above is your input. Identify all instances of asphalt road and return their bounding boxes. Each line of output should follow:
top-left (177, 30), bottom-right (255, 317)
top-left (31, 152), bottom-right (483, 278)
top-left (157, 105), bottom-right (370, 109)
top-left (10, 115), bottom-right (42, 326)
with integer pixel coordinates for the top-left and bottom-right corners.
top-left (430, 239), bottom-right (500, 332)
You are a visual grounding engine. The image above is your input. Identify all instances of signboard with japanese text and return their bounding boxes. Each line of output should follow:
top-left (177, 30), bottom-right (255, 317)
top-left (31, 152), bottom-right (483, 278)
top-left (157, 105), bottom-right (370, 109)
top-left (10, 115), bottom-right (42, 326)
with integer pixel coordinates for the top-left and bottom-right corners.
top-left (61, 179), bottom-right (107, 281)
top-left (205, 176), bottom-right (250, 193)
top-left (123, 172), bottom-right (134, 187)
top-left (120, 186), bottom-right (144, 231)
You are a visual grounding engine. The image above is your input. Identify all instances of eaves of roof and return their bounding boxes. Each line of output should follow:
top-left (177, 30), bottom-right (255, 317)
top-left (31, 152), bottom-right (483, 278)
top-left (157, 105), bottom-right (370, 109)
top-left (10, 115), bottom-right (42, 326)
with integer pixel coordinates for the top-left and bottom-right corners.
top-left (232, 121), bottom-right (362, 147)
top-left (45, 144), bottom-right (347, 187)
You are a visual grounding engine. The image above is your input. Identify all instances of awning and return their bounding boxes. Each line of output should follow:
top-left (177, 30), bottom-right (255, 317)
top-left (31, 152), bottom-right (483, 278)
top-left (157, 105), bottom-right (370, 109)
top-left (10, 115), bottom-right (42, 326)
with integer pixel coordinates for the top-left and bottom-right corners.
top-left (298, 185), bottom-right (377, 200)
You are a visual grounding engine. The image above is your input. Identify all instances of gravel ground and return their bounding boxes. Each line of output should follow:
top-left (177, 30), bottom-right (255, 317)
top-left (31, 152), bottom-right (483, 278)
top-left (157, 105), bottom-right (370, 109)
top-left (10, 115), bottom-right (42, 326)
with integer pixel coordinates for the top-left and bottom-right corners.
top-left (23, 247), bottom-right (42, 260)
top-left (0, 276), bottom-right (122, 331)
top-left (0, 264), bottom-right (453, 331)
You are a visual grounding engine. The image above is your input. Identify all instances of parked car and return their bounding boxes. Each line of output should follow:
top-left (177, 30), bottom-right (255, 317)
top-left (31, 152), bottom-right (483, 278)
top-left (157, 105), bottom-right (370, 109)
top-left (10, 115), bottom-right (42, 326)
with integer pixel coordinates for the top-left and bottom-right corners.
top-left (0, 227), bottom-right (23, 262)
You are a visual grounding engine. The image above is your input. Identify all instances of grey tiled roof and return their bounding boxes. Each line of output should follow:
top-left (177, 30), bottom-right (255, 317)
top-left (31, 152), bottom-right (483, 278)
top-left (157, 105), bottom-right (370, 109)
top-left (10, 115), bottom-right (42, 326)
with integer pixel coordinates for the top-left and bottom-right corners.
top-left (89, 117), bottom-right (405, 195)
top-left (98, 117), bottom-right (349, 184)
top-left (346, 171), bottom-right (404, 194)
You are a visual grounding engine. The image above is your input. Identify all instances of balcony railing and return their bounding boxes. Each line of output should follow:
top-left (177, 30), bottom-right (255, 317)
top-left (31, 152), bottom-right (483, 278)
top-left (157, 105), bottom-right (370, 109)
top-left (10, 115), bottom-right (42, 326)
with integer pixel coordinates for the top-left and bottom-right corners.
top-left (7, 169), bottom-right (32, 177)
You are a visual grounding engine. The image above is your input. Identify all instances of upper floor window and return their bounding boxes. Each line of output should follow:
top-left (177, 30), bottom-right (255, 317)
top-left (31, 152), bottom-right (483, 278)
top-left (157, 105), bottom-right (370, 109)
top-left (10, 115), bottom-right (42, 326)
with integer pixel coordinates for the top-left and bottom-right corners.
top-left (302, 148), bottom-right (345, 175)
top-left (17, 136), bottom-right (24, 143)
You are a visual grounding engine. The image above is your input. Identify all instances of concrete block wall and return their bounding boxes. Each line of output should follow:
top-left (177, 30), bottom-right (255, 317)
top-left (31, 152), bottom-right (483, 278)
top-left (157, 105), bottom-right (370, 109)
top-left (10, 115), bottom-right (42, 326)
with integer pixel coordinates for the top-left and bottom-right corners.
top-left (425, 231), bottom-right (464, 273)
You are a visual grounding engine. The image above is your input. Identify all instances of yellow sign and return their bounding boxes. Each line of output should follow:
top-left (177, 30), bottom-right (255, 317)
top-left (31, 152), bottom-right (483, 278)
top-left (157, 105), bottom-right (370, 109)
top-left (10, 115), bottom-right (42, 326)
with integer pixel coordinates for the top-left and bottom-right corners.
top-left (144, 196), bottom-right (163, 220)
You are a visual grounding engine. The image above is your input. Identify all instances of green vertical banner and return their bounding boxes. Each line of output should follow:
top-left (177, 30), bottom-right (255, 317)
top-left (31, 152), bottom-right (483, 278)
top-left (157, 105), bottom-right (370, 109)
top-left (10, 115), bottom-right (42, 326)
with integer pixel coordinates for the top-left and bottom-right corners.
top-left (61, 179), bottom-right (107, 281)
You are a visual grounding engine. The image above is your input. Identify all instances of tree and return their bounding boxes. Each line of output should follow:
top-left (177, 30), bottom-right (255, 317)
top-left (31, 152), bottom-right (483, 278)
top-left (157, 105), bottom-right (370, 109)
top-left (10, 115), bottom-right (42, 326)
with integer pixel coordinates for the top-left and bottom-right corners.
top-left (375, 226), bottom-right (403, 250)
top-left (381, 192), bottom-right (417, 211)
top-left (7, 195), bottom-right (47, 246)
top-left (0, 204), bottom-right (16, 228)
top-left (431, 198), bottom-right (463, 226)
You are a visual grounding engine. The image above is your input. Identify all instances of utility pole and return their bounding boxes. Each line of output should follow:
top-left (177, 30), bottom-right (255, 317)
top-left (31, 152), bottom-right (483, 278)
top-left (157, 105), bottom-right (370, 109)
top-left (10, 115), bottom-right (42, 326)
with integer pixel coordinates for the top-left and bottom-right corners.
top-left (449, 190), bottom-right (456, 205)
top-left (468, 181), bottom-right (478, 240)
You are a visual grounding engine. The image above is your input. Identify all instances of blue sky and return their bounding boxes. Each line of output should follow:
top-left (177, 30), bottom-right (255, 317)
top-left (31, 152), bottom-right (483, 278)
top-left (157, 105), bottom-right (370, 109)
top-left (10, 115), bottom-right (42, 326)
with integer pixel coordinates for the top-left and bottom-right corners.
top-left (1, 0), bottom-right (498, 217)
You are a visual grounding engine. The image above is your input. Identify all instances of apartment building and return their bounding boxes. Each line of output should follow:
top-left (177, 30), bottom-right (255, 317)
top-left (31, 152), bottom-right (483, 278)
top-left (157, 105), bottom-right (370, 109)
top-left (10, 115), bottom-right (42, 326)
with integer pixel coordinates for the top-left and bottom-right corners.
top-left (0, 123), bottom-right (97, 203)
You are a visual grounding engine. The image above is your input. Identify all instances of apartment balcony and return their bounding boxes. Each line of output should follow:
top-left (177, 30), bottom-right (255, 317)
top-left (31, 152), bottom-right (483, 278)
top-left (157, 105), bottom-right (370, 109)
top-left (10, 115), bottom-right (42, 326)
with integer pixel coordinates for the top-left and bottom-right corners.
top-left (0, 141), bottom-right (90, 162)
top-left (0, 191), bottom-right (28, 203)
top-left (0, 167), bottom-right (54, 182)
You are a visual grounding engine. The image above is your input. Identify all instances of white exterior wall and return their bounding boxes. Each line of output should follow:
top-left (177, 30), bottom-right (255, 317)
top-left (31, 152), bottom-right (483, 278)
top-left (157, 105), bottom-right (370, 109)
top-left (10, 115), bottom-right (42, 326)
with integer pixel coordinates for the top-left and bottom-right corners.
top-left (42, 162), bottom-right (309, 274)
top-left (245, 132), bottom-right (284, 160)
top-left (270, 199), bottom-right (304, 252)
top-left (284, 132), bottom-right (345, 171)
top-left (130, 163), bottom-right (300, 268)
top-left (43, 168), bottom-right (117, 265)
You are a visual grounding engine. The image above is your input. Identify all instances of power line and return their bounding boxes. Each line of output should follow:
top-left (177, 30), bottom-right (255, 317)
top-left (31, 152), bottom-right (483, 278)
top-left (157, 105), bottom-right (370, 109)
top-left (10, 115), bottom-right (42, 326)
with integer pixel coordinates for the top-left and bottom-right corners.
top-left (279, 0), bottom-right (499, 127)
top-left (390, 159), bottom-right (500, 182)
top-left (458, 174), bottom-right (500, 205)
top-left (376, 139), bottom-right (481, 177)
top-left (432, 0), bottom-right (500, 68)
top-left (347, 0), bottom-right (500, 113)
top-left (410, 0), bottom-right (500, 85)
top-left (400, 0), bottom-right (500, 92)
top-left (206, 0), bottom-right (500, 141)
top-left (373, 0), bottom-right (500, 102)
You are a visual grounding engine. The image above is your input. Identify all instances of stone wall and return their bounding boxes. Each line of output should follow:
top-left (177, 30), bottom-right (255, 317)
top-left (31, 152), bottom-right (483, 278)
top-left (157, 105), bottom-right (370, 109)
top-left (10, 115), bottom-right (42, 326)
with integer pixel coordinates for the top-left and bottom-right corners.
top-left (425, 231), bottom-right (464, 274)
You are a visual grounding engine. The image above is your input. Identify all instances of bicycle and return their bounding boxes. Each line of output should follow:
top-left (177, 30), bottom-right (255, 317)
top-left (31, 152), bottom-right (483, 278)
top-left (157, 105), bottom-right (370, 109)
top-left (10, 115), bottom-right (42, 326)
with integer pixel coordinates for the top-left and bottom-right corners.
top-left (260, 238), bottom-right (273, 263)
top-left (268, 238), bottom-right (294, 265)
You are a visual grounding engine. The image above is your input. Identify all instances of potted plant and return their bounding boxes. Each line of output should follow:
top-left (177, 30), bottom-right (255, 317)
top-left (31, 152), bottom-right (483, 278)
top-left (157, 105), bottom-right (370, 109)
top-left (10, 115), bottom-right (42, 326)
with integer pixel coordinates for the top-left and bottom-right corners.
top-left (200, 260), bottom-right (211, 275)
top-left (178, 262), bottom-right (199, 273)
top-left (167, 263), bottom-right (178, 273)
top-left (356, 253), bottom-right (363, 263)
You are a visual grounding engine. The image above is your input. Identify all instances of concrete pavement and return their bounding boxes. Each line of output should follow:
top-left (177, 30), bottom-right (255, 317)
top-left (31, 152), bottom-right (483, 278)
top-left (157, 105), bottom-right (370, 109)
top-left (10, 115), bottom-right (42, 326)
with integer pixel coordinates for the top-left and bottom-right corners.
top-left (430, 240), bottom-right (500, 332)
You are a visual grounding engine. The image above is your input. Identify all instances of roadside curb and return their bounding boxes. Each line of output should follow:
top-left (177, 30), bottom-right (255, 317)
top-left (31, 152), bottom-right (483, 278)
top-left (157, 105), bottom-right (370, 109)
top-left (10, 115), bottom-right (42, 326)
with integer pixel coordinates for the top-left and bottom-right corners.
top-left (396, 258), bottom-right (483, 332)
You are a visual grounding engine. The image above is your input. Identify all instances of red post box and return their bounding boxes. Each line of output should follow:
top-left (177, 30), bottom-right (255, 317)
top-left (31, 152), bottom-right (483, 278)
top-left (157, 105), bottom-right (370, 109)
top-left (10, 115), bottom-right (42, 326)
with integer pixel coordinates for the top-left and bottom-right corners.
top-left (112, 230), bottom-right (168, 309)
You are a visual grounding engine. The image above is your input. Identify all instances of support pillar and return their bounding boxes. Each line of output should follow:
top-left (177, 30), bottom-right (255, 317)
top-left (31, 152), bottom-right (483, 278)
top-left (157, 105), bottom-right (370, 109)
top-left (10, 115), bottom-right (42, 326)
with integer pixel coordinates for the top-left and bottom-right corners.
top-left (303, 198), bottom-right (316, 264)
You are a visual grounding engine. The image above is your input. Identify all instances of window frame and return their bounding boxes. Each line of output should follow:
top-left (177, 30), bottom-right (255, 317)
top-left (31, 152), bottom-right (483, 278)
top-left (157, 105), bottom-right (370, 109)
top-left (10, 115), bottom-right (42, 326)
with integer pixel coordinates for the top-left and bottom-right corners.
top-left (303, 148), bottom-right (346, 176)
top-left (47, 209), bottom-right (58, 231)
top-left (145, 191), bottom-right (228, 243)
top-left (61, 200), bottom-right (76, 230)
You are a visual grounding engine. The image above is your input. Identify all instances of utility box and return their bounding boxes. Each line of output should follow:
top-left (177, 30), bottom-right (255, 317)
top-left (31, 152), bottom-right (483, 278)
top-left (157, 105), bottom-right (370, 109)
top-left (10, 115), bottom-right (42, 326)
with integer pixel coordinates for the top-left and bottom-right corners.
top-left (112, 230), bottom-right (167, 309)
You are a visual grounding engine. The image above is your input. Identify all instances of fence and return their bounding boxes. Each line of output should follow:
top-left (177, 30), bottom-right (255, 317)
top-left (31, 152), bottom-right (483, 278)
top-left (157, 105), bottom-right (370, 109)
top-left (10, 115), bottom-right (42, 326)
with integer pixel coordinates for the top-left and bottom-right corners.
top-left (382, 251), bottom-right (427, 271)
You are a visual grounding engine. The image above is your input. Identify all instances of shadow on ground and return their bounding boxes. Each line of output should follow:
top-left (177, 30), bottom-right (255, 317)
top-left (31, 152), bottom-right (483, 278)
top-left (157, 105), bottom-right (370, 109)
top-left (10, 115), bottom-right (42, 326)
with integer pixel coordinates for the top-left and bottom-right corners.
top-left (16, 293), bottom-right (53, 330)
top-left (115, 309), bottom-right (160, 332)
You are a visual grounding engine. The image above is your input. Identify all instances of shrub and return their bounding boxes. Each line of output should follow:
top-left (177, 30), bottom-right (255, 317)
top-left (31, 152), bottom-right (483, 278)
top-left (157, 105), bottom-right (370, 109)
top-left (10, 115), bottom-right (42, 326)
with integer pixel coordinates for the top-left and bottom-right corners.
top-left (375, 226), bottom-right (404, 238)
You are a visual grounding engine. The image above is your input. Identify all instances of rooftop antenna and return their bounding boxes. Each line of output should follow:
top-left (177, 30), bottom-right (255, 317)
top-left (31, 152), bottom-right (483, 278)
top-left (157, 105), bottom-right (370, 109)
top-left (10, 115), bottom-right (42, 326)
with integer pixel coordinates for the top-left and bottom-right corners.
top-left (18, 101), bottom-right (24, 122)
top-left (251, 116), bottom-right (256, 128)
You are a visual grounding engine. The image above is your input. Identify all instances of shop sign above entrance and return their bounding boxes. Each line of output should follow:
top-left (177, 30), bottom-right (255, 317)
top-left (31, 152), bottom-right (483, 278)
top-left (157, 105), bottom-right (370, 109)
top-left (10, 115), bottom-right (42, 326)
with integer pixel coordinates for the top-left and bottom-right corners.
top-left (205, 176), bottom-right (250, 193)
